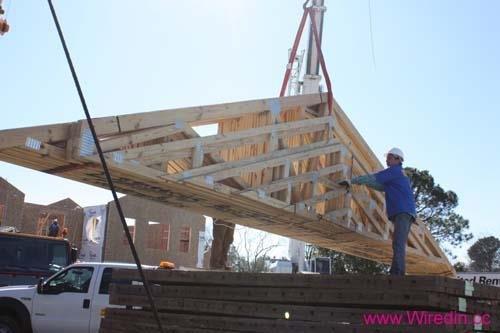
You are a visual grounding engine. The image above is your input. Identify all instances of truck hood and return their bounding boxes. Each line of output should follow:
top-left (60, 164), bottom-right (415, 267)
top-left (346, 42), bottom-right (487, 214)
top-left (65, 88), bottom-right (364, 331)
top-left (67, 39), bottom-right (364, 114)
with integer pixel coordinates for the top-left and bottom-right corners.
top-left (0, 284), bottom-right (37, 298)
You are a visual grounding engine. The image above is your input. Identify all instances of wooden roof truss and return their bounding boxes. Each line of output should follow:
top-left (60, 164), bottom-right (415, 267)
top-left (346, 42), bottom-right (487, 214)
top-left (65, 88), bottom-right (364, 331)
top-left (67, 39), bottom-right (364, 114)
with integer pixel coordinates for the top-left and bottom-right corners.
top-left (0, 93), bottom-right (454, 275)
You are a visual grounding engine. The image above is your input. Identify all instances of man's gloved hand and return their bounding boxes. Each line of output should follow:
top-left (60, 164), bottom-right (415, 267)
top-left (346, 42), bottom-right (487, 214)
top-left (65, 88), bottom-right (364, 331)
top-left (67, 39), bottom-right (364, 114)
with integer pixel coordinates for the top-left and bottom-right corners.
top-left (337, 180), bottom-right (351, 189)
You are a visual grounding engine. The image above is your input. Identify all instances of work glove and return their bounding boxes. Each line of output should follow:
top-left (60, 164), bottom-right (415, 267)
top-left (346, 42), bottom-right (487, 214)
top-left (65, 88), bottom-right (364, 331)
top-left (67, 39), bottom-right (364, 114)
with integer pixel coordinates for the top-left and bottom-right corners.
top-left (337, 180), bottom-right (351, 189)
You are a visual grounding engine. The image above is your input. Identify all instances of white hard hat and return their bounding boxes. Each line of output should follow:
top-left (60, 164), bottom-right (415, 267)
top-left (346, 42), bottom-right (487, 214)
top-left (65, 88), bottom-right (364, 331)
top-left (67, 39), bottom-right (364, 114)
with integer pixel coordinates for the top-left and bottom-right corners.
top-left (385, 147), bottom-right (405, 161)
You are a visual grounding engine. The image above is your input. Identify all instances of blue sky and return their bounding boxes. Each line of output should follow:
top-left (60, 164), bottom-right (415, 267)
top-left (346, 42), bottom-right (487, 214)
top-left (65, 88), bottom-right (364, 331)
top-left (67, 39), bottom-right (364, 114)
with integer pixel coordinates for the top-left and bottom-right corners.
top-left (1, 0), bottom-right (499, 263)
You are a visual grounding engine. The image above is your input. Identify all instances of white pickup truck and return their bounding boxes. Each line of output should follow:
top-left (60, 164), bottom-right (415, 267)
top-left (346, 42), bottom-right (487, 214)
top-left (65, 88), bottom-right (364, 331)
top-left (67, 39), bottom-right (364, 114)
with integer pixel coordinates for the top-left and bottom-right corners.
top-left (0, 262), bottom-right (151, 333)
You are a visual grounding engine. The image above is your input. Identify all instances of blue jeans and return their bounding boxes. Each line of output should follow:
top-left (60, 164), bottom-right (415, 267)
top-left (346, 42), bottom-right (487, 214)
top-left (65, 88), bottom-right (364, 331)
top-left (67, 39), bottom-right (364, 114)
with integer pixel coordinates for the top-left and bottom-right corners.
top-left (389, 213), bottom-right (414, 276)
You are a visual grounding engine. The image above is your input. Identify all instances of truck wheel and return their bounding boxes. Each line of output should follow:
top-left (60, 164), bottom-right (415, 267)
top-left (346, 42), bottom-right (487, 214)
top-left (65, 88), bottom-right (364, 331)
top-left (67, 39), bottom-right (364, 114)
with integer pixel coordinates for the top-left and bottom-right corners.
top-left (0, 316), bottom-right (20, 333)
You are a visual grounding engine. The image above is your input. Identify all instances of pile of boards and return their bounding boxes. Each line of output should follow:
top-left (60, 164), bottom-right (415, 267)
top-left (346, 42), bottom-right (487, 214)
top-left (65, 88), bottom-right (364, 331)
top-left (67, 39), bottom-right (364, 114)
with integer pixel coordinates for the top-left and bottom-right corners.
top-left (100, 269), bottom-right (500, 333)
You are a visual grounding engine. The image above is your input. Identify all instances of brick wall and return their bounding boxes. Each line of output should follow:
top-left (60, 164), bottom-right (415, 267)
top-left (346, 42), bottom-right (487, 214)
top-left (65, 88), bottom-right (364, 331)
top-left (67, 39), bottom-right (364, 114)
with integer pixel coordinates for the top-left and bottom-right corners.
top-left (103, 195), bottom-right (205, 268)
top-left (21, 200), bottom-right (84, 249)
top-left (0, 178), bottom-right (25, 228)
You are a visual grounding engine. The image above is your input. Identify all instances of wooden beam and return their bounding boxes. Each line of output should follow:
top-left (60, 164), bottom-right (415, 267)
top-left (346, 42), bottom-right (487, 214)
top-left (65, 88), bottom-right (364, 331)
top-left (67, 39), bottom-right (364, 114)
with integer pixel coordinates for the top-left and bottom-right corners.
top-left (163, 142), bottom-right (343, 183)
top-left (191, 142), bottom-right (204, 168)
top-left (0, 123), bottom-right (72, 150)
top-left (117, 116), bottom-right (334, 162)
top-left (99, 124), bottom-right (186, 152)
top-left (90, 93), bottom-right (327, 135)
top-left (23, 142), bottom-right (68, 161)
top-left (237, 164), bottom-right (345, 195)
top-left (182, 126), bottom-right (250, 190)
top-left (299, 189), bottom-right (345, 207)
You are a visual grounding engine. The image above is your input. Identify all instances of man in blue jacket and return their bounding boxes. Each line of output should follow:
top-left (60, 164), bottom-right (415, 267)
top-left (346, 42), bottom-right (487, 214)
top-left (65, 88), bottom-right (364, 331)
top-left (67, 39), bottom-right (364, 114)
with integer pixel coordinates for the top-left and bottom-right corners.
top-left (339, 148), bottom-right (416, 275)
top-left (48, 219), bottom-right (60, 237)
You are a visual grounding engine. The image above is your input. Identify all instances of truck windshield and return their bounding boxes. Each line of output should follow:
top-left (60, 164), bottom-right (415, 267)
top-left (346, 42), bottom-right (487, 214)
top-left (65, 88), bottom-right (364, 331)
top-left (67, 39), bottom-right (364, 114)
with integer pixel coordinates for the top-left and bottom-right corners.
top-left (0, 235), bottom-right (70, 275)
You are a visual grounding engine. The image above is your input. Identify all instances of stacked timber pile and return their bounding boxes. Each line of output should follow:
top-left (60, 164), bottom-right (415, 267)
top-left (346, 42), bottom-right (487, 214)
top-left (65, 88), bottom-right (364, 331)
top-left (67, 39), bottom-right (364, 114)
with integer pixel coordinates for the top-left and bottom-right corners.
top-left (100, 269), bottom-right (500, 333)
top-left (0, 93), bottom-right (453, 274)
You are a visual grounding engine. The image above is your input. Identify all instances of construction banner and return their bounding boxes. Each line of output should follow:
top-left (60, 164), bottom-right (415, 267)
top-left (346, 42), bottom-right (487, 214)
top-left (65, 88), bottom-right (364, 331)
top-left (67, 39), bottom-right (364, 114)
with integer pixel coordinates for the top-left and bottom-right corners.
top-left (457, 272), bottom-right (500, 288)
top-left (79, 205), bottom-right (107, 262)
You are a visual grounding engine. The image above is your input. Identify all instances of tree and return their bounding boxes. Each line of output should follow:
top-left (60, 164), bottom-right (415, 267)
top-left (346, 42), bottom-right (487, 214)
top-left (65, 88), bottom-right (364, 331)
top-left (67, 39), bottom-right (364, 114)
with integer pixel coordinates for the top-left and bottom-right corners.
top-left (453, 261), bottom-right (468, 272)
top-left (319, 248), bottom-right (388, 274)
top-left (306, 244), bottom-right (387, 274)
top-left (310, 167), bottom-right (472, 273)
top-left (468, 236), bottom-right (500, 272)
top-left (228, 228), bottom-right (281, 273)
top-left (405, 168), bottom-right (473, 247)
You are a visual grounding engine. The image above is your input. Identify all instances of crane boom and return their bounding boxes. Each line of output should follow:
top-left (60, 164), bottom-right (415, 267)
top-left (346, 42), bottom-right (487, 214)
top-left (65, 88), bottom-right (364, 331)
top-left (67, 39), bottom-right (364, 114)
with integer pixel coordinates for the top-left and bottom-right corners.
top-left (303, 0), bottom-right (327, 94)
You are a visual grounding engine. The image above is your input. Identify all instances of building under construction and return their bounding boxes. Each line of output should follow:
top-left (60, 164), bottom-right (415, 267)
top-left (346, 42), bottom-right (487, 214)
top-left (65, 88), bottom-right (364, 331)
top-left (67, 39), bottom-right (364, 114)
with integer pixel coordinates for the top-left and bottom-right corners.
top-left (1, 1), bottom-right (485, 332)
top-left (0, 92), bottom-right (453, 276)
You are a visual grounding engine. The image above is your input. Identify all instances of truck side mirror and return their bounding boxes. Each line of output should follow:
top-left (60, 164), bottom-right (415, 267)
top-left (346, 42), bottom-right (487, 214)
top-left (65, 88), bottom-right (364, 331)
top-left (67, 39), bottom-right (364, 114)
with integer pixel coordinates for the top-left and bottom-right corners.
top-left (37, 278), bottom-right (44, 294)
top-left (70, 247), bottom-right (78, 263)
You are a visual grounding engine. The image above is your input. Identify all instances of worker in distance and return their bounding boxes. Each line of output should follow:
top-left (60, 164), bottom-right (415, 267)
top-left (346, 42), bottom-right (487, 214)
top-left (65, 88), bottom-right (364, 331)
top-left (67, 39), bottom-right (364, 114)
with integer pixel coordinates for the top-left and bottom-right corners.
top-left (339, 148), bottom-right (416, 276)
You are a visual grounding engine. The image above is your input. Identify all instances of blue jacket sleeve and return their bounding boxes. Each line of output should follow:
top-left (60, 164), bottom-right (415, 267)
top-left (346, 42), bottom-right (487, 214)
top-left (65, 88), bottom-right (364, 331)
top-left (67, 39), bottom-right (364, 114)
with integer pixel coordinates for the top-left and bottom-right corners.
top-left (374, 167), bottom-right (400, 184)
top-left (351, 174), bottom-right (385, 192)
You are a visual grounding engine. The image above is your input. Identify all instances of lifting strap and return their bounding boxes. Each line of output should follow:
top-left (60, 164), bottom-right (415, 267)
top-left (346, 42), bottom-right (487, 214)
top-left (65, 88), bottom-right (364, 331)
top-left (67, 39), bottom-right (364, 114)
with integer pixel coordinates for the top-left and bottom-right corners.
top-left (279, 0), bottom-right (334, 115)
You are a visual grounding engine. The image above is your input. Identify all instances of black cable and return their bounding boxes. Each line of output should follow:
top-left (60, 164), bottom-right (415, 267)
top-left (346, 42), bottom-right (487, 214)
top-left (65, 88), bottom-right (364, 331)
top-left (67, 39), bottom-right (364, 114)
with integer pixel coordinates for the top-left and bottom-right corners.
top-left (46, 1), bottom-right (165, 332)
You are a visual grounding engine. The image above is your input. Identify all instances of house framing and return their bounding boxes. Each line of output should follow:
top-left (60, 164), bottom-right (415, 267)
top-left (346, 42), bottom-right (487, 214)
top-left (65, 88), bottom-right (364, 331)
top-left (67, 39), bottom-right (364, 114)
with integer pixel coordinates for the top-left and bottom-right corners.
top-left (0, 93), bottom-right (454, 275)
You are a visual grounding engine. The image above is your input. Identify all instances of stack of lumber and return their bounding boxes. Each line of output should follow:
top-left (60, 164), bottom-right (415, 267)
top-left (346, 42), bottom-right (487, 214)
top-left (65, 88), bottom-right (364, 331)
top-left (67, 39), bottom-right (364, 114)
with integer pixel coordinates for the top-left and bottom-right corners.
top-left (0, 93), bottom-right (453, 275)
top-left (100, 269), bottom-right (500, 333)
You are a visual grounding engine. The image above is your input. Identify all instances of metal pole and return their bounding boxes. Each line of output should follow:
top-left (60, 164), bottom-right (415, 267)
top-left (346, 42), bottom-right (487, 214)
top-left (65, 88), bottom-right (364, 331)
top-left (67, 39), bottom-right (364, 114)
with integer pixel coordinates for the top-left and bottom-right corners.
top-left (303, 0), bottom-right (327, 94)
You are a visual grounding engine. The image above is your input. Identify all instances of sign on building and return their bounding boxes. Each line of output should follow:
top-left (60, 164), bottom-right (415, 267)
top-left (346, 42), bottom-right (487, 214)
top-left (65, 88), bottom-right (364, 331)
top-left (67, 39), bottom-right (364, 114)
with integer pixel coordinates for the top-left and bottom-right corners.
top-left (457, 272), bottom-right (500, 287)
top-left (79, 205), bottom-right (107, 262)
